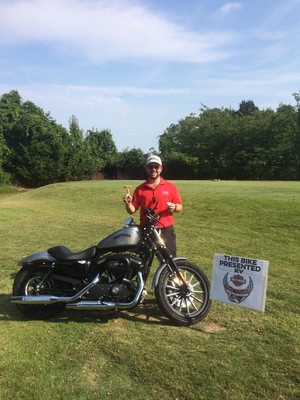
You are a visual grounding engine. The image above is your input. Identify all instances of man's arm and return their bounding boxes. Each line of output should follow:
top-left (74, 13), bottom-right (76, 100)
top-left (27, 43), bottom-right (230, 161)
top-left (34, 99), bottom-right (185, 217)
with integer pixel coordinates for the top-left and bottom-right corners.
top-left (167, 202), bottom-right (182, 213)
top-left (174, 203), bottom-right (182, 212)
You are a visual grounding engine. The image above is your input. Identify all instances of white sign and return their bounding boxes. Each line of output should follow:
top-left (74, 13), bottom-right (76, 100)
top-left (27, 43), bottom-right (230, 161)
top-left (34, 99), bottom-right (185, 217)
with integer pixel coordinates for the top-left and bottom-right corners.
top-left (210, 254), bottom-right (269, 312)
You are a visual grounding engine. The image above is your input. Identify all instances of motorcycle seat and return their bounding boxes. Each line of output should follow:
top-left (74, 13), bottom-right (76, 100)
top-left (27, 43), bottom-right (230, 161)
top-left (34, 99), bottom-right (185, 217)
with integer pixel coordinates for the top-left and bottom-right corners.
top-left (48, 245), bottom-right (96, 261)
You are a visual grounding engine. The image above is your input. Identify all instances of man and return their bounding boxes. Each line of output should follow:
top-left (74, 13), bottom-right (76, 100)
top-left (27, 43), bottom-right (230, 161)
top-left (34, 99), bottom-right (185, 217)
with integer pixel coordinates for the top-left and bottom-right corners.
top-left (123, 155), bottom-right (182, 256)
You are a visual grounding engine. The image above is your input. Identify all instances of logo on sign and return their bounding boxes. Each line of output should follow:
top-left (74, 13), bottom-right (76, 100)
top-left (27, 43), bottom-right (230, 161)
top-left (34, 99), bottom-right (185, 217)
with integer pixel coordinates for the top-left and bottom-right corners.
top-left (223, 273), bottom-right (254, 304)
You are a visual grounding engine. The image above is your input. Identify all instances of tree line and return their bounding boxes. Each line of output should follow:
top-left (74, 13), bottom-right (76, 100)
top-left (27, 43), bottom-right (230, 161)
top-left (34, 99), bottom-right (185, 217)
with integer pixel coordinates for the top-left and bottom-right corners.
top-left (0, 90), bottom-right (299, 187)
top-left (160, 95), bottom-right (300, 181)
top-left (0, 90), bottom-right (149, 187)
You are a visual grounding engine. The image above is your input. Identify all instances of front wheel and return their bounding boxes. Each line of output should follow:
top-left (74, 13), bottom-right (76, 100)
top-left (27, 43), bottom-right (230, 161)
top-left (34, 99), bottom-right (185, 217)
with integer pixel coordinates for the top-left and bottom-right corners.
top-left (13, 267), bottom-right (65, 320)
top-left (154, 261), bottom-right (211, 326)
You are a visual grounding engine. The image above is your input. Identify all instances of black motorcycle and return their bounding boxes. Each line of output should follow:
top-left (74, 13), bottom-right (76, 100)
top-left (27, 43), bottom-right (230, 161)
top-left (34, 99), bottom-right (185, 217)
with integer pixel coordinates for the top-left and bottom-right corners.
top-left (11, 207), bottom-right (211, 326)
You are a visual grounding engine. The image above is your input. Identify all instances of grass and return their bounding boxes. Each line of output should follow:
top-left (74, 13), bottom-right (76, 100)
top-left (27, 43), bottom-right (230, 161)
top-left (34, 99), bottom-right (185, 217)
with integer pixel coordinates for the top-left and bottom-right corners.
top-left (0, 180), bottom-right (299, 400)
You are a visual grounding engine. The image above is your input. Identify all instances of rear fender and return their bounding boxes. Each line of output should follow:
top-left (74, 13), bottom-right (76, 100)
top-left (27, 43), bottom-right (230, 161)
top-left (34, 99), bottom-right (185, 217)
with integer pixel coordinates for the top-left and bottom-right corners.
top-left (152, 257), bottom-right (187, 288)
top-left (18, 251), bottom-right (56, 267)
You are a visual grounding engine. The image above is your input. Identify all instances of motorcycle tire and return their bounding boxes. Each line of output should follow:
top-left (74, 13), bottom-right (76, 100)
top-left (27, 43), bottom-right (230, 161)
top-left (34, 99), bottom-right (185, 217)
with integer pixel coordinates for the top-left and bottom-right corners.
top-left (13, 267), bottom-right (65, 320)
top-left (155, 261), bottom-right (211, 326)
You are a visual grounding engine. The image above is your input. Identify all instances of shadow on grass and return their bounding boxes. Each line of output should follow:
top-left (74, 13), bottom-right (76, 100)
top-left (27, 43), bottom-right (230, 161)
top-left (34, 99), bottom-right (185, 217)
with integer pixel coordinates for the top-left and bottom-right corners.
top-left (0, 294), bottom-right (175, 326)
top-left (2, 273), bottom-right (210, 331)
top-left (0, 293), bottom-right (214, 332)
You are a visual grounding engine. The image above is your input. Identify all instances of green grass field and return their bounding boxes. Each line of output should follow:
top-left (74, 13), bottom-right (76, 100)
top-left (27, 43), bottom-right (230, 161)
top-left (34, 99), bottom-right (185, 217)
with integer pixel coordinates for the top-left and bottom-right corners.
top-left (0, 180), bottom-right (299, 400)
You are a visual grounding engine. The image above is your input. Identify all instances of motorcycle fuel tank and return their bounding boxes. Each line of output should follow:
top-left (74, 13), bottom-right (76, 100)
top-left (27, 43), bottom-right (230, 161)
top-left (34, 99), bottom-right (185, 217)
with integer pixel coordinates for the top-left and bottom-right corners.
top-left (97, 226), bottom-right (141, 250)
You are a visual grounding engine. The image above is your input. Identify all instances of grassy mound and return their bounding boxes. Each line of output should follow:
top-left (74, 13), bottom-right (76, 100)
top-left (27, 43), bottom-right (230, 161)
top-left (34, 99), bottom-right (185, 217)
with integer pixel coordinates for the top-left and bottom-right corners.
top-left (0, 180), bottom-right (299, 400)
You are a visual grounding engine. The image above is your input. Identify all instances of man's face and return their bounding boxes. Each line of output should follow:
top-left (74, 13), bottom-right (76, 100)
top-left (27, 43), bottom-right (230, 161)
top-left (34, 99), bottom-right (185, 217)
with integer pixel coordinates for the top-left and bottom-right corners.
top-left (146, 163), bottom-right (162, 179)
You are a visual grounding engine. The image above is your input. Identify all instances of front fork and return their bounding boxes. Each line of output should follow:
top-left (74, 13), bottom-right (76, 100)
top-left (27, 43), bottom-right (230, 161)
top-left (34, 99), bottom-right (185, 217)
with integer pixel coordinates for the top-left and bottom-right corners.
top-left (151, 227), bottom-right (189, 288)
top-left (152, 256), bottom-right (188, 290)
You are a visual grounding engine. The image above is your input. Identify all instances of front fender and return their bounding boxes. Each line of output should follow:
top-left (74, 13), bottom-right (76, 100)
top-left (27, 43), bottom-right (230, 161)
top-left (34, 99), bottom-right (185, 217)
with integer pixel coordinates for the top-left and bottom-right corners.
top-left (152, 256), bottom-right (187, 288)
top-left (18, 251), bottom-right (56, 266)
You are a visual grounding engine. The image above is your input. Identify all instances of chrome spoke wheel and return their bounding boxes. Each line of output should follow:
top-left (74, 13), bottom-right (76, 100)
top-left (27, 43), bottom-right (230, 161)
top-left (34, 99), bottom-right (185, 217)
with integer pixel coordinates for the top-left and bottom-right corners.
top-left (155, 261), bottom-right (211, 326)
top-left (165, 270), bottom-right (204, 316)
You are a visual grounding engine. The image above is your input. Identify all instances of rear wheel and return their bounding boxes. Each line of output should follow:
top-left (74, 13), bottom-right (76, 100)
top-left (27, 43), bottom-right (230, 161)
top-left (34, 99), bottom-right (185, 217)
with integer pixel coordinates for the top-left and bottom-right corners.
top-left (13, 268), bottom-right (65, 320)
top-left (155, 261), bottom-right (211, 326)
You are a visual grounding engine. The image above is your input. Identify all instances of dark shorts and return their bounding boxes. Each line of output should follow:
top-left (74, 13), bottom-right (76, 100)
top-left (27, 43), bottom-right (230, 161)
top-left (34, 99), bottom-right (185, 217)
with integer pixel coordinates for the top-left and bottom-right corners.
top-left (160, 225), bottom-right (177, 256)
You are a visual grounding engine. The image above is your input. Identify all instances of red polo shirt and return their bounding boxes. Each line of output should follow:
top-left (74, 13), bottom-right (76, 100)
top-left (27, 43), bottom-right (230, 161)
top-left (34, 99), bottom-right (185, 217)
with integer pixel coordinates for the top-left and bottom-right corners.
top-left (131, 177), bottom-right (182, 228)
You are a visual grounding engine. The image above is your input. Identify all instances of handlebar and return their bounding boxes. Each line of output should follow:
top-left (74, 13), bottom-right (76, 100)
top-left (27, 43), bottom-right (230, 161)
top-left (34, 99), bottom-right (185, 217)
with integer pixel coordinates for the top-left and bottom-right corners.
top-left (143, 207), bottom-right (160, 223)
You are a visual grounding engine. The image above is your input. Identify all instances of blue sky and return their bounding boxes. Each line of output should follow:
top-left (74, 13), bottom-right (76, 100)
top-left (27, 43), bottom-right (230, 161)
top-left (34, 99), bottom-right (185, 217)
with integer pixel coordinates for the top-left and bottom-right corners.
top-left (1, 0), bottom-right (300, 152)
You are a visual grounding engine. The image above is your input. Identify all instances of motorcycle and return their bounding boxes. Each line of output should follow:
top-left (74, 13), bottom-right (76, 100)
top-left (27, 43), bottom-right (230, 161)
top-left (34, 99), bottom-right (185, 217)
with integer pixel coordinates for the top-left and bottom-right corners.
top-left (11, 207), bottom-right (211, 326)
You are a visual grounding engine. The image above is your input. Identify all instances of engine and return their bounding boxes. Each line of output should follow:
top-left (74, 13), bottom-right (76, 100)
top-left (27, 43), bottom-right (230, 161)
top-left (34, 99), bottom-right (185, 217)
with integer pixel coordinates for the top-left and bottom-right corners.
top-left (88, 253), bottom-right (143, 302)
top-left (97, 253), bottom-right (142, 279)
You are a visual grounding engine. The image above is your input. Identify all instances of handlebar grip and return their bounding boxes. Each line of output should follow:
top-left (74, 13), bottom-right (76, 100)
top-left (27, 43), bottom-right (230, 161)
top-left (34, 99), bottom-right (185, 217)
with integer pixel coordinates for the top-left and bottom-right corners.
top-left (143, 208), bottom-right (160, 222)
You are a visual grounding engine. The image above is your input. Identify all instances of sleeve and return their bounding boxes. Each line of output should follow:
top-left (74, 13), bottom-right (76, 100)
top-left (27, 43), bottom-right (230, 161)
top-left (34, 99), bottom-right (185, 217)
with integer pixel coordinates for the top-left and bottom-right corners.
top-left (172, 184), bottom-right (182, 204)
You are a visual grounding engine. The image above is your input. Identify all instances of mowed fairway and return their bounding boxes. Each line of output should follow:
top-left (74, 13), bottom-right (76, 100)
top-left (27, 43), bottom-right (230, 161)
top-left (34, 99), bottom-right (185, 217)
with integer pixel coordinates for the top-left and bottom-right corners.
top-left (0, 180), bottom-right (299, 400)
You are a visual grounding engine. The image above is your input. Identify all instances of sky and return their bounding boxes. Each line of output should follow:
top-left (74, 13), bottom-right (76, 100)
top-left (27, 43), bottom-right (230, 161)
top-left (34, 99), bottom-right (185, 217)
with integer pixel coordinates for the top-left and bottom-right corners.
top-left (1, 0), bottom-right (300, 152)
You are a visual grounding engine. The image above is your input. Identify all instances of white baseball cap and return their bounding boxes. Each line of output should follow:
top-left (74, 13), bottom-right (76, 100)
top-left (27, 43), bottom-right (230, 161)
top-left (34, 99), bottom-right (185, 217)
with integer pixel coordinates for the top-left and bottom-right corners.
top-left (146, 155), bottom-right (162, 166)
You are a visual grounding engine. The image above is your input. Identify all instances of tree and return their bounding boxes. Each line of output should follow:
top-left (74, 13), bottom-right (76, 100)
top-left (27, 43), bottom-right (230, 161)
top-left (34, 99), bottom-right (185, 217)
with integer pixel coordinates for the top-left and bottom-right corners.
top-left (0, 90), bottom-right (22, 182)
top-left (293, 90), bottom-right (300, 179)
top-left (162, 152), bottom-right (199, 179)
top-left (233, 109), bottom-right (273, 179)
top-left (158, 100), bottom-right (299, 180)
top-left (237, 100), bottom-right (259, 116)
top-left (83, 129), bottom-right (118, 177)
top-left (0, 132), bottom-right (10, 183)
top-left (159, 106), bottom-right (237, 179)
top-left (3, 99), bottom-right (70, 187)
top-left (268, 103), bottom-right (299, 179)
top-left (117, 148), bottom-right (146, 179)
top-left (65, 115), bottom-right (88, 180)
top-left (0, 90), bottom-right (22, 130)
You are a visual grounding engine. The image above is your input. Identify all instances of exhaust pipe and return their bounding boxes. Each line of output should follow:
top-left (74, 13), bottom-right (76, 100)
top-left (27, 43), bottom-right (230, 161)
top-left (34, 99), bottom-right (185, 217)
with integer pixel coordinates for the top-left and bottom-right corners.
top-left (11, 275), bottom-right (100, 305)
top-left (11, 272), bottom-right (145, 311)
top-left (66, 272), bottom-right (144, 311)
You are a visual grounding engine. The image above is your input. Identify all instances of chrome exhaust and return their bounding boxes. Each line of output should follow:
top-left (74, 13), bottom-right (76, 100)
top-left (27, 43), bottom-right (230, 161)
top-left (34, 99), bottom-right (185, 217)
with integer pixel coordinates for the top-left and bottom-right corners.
top-left (11, 275), bottom-right (100, 305)
top-left (11, 272), bottom-right (145, 311)
top-left (66, 272), bottom-right (144, 310)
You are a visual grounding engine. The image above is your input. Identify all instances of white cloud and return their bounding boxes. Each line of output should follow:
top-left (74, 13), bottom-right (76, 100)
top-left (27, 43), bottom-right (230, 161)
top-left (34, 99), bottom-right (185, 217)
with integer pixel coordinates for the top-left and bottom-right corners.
top-left (0, 0), bottom-right (235, 63)
top-left (1, 0), bottom-right (299, 151)
top-left (219, 2), bottom-right (243, 15)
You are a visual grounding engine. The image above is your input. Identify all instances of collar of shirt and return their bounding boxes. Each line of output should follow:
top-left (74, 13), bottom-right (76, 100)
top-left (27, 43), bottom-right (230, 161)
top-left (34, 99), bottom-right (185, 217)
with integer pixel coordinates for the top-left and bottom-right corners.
top-left (143, 177), bottom-right (166, 189)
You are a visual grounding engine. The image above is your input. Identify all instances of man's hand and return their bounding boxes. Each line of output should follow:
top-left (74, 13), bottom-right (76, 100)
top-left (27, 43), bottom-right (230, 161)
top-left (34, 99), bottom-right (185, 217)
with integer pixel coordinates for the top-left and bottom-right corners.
top-left (167, 202), bottom-right (182, 213)
top-left (167, 202), bottom-right (176, 212)
top-left (123, 194), bottom-right (132, 205)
